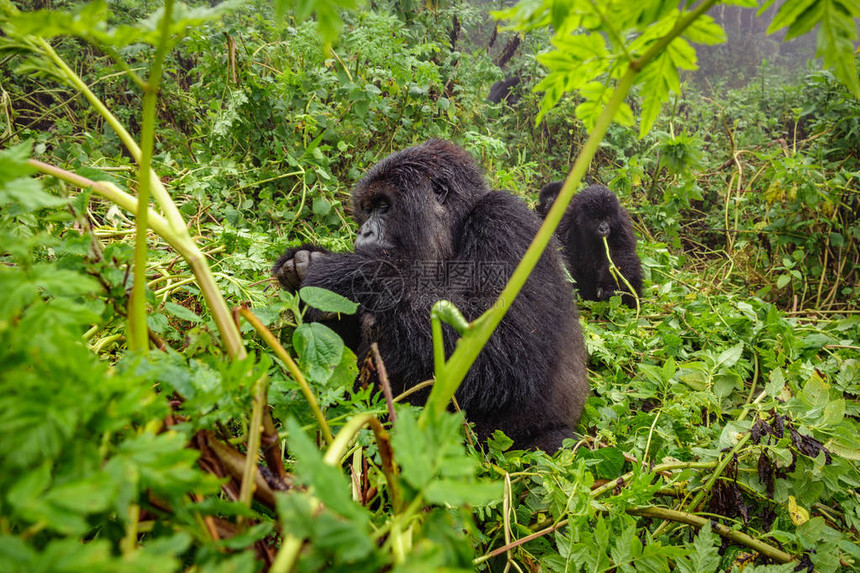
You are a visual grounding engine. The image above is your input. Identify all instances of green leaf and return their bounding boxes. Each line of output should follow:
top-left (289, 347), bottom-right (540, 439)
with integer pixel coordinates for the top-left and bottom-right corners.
top-left (299, 286), bottom-right (358, 315)
top-left (816, 0), bottom-right (860, 98)
top-left (164, 302), bottom-right (202, 323)
top-left (714, 372), bottom-right (741, 400)
top-left (285, 418), bottom-right (369, 523)
top-left (575, 446), bottom-right (625, 479)
top-left (676, 521), bottom-right (720, 573)
top-left (293, 322), bottom-right (345, 384)
top-left (766, 368), bottom-right (786, 397)
top-left (716, 342), bottom-right (744, 369)
top-left (821, 399), bottom-right (845, 426)
top-left (767, 0), bottom-right (819, 35)
top-left (683, 15), bottom-right (727, 45)
top-left (424, 479), bottom-right (502, 506)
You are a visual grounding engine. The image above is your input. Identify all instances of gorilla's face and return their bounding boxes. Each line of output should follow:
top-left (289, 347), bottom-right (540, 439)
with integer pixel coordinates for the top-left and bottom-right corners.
top-left (354, 185), bottom-right (394, 251)
top-left (573, 185), bottom-right (622, 242)
top-left (351, 139), bottom-right (488, 260)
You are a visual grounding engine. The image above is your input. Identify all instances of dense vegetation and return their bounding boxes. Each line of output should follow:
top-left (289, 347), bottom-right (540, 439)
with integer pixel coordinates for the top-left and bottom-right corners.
top-left (0, 0), bottom-right (858, 571)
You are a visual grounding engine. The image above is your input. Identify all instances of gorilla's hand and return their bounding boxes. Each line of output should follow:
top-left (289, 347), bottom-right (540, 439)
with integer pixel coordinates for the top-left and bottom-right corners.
top-left (272, 246), bottom-right (329, 291)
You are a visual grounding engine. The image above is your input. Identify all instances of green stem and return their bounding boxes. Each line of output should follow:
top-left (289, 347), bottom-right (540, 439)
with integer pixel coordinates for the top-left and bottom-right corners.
top-left (29, 160), bottom-right (247, 359)
top-left (602, 235), bottom-right (641, 315)
top-left (237, 306), bottom-right (333, 445)
top-left (424, 300), bottom-right (471, 421)
top-left (130, 0), bottom-right (176, 351)
top-left (627, 506), bottom-right (795, 563)
top-left (35, 38), bottom-right (186, 231)
top-left (238, 373), bottom-right (268, 529)
top-left (322, 414), bottom-right (402, 512)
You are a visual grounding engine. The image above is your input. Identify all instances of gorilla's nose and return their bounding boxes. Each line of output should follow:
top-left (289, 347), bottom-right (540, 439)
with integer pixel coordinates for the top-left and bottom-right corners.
top-left (597, 221), bottom-right (610, 236)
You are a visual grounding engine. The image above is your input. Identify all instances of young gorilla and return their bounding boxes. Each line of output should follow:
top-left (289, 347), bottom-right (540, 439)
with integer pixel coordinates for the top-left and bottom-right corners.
top-left (535, 180), bottom-right (563, 218)
top-left (536, 182), bottom-right (643, 307)
top-left (273, 140), bottom-right (588, 451)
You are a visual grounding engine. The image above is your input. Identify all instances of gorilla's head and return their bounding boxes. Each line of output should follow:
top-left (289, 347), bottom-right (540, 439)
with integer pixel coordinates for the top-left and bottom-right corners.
top-left (351, 139), bottom-right (489, 260)
top-left (571, 184), bottom-right (622, 241)
top-left (536, 181), bottom-right (563, 218)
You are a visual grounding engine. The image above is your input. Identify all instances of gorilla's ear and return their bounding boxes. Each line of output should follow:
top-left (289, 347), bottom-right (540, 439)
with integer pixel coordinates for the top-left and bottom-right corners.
top-left (430, 176), bottom-right (451, 203)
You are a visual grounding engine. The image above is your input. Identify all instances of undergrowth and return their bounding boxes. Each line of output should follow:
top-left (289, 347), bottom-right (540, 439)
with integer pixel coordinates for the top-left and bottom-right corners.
top-left (0, 0), bottom-right (858, 571)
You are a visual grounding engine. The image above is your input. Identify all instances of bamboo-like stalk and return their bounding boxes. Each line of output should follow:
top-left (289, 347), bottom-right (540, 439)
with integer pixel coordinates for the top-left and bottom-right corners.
top-left (237, 306), bottom-right (333, 446)
top-left (129, 0), bottom-right (176, 351)
top-left (238, 373), bottom-right (268, 529)
top-left (29, 160), bottom-right (246, 358)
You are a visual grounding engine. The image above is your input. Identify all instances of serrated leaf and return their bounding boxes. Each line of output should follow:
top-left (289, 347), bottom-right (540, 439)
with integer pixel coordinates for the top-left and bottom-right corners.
top-left (767, 0), bottom-right (819, 35)
top-left (292, 322), bottom-right (344, 384)
top-left (299, 286), bottom-right (358, 314)
top-left (816, 0), bottom-right (860, 98)
top-left (683, 15), bottom-right (727, 45)
top-left (676, 521), bottom-right (720, 573)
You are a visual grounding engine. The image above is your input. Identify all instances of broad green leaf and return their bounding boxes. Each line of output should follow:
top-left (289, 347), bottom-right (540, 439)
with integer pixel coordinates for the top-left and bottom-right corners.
top-left (821, 398), bottom-right (845, 426)
top-left (766, 368), bottom-right (786, 397)
top-left (424, 479), bottom-right (502, 506)
top-left (801, 373), bottom-right (830, 408)
top-left (293, 322), bottom-right (345, 384)
top-left (164, 301), bottom-right (202, 323)
top-left (816, 0), bottom-right (860, 98)
top-left (767, 0), bottom-right (819, 34)
top-left (714, 372), bottom-right (741, 400)
top-left (575, 446), bottom-right (625, 479)
top-left (683, 15), bottom-right (727, 45)
top-left (299, 286), bottom-right (359, 314)
top-left (716, 342), bottom-right (744, 369)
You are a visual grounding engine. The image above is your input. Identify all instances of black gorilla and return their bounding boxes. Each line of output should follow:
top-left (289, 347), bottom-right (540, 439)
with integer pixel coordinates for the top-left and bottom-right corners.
top-left (273, 140), bottom-right (588, 451)
top-left (487, 75), bottom-right (521, 105)
top-left (537, 182), bottom-right (643, 307)
top-left (536, 180), bottom-right (563, 218)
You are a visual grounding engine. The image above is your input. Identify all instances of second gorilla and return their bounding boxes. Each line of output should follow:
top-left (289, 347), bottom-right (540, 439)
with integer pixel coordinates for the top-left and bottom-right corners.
top-left (274, 140), bottom-right (588, 451)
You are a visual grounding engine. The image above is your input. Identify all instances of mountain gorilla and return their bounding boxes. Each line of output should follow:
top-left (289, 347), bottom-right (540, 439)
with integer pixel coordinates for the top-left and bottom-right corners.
top-left (273, 140), bottom-right (588, 451)
top-left (536, 182), bottom-right (643, 307)
top-left (536, 180), bottom-right (563, 218)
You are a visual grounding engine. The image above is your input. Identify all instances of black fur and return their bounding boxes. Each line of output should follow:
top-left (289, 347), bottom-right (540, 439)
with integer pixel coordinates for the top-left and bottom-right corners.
top-left (536, 180), bottom-right (562, 218)
top-left (540, 183), bottom-right (643, 307)
top-left (487, 75), bottom-right (521, 105)
top-left (273, 140), bottom-right (588, 451)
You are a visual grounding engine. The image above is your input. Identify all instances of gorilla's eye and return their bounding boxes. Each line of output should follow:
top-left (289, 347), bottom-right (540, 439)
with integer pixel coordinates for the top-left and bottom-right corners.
top-left (376, 200), bottom-right (391, 214)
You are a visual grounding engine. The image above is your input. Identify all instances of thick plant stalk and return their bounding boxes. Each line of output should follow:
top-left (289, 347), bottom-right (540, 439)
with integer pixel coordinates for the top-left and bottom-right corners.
top-left (422, 0), bottom-right (719, 423)
top-left (237, 305), bottom-right (333, 446)
top-left (29, 160), bottom-right (246, 359)
top-left (627, 507), bottom-right (795, 564)
top-left (238, 373), bottom-right (268, 528)
top-left (129, 0), bottom-right (175, 351)
top-left (35, 39), bottom-right (186, 231)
